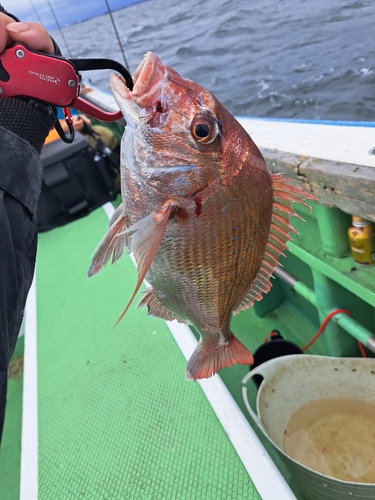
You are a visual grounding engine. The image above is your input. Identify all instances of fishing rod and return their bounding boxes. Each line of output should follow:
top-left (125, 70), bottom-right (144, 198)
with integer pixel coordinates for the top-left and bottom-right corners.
top-left (29, 0), bottom-right (44, 25)
top-left (104, 0), bottom-right (130, 71)
top-left (45, 0), bottom-right (72, 57)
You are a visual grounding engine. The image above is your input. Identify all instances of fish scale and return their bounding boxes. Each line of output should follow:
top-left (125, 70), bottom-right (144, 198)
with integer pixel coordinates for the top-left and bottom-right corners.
top-left (151, 177), bottom-right (266, 330)
top-left (89, 51), bottom-right (316, 380)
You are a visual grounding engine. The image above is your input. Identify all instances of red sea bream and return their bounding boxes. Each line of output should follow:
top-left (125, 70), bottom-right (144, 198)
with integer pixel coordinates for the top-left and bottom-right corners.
top-left (88, 52), bottom-right (316, 380)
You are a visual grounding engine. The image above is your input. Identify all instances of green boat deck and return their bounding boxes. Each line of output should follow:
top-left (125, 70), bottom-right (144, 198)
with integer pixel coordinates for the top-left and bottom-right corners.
top-left (2, 191), bottom-right (374, 499)
top-left (0, 204), bottom-right (299, 500)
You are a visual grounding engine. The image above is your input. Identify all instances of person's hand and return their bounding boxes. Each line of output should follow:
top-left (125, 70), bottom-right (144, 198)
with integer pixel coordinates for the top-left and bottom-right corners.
top-left (72, 115), bottom-right (92, 132)
top-left (0, 13), bottom-right (54, 55)
top-left (60, 115), bottom-right (92, 134)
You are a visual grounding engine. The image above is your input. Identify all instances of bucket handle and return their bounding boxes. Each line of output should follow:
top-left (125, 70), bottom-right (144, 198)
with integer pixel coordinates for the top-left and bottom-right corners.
top-left (241, 368), bottom-right (266, 431)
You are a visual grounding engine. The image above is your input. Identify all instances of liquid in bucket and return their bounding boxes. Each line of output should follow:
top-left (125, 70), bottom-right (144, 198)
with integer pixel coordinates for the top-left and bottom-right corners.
top-left (283, 397), bottom-right (375, 483)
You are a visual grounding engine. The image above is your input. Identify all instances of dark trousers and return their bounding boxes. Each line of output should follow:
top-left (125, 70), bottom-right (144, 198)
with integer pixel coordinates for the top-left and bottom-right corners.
top-left (0, 189), bottom-right (38, 441)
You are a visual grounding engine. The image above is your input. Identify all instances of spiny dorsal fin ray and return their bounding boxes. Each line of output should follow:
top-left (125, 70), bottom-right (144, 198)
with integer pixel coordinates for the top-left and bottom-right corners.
top-left (271, 212), bottom-right (299, 234)
top-left (269, 231), bottom-right (292, 248)
top-left (115, 202), bottom-right (174, 326)
top-left (88, 204), bottom-right (127, 278)
top-left (234, 174), bottom-right (317, 314)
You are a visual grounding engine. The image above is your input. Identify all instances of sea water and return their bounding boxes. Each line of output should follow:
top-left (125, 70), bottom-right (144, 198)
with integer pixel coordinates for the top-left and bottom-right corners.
top-left (50, 0), bottom-right (375, 122)
top-left (283, 397), bottom-right (375, 483)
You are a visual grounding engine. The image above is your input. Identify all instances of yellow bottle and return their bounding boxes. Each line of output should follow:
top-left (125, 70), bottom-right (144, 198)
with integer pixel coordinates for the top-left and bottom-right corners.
top-left (348, 216), bottom-right (375, 266)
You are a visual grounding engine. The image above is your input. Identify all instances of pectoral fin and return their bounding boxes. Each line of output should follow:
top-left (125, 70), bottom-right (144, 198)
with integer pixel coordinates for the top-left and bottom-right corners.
top-left (115, 202), bottom-right (174, 325)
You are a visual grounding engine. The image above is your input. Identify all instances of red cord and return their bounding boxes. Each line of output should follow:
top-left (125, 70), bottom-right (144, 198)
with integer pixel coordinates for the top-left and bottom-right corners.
top-left (263, 331), bottom-right (279, 343)
top-left (264, 308), bottom-right (367, 357)
top-left (301, 309), bottom-right (367, 357)
top-left (358, 341), bottom-right (367, 358)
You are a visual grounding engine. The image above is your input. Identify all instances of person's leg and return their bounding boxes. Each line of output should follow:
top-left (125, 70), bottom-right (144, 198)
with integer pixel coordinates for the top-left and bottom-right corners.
top-left (0, 190), bottom-right (37, 441)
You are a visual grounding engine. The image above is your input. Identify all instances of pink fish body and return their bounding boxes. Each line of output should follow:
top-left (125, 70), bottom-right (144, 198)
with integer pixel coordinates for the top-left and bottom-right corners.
top-left (89, 52), bottom-right (316, 380)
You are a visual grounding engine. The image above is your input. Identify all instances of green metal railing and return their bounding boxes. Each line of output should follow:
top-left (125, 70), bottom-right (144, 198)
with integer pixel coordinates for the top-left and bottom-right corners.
top-left (275, 267), bottom-right (375, 354)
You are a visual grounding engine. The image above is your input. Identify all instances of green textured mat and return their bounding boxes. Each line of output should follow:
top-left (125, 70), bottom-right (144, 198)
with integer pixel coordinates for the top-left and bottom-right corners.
top-left (0, 337), bottom-right (23, 500)
top-left (36, 206), bottom-right (261, 500)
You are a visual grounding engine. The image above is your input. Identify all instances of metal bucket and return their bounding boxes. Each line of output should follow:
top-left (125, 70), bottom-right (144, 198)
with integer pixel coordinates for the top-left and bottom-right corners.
top-left (242, 355), bottom-right (375, 500)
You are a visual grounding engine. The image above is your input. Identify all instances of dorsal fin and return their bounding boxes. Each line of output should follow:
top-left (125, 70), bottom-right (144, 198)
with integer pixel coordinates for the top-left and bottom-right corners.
top-left (234, 174), bottom-right (317, 314)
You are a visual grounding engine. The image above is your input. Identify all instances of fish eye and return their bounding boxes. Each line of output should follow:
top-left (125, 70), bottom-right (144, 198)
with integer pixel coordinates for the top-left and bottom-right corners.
top-left (195, 123), bottom-right (210, 138)
top-left (191, 115), bottom-right (219, 144)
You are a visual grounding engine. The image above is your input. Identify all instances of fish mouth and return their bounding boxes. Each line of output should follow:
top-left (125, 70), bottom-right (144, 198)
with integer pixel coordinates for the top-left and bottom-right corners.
top-left (110, 52), bottom-right (167, 124)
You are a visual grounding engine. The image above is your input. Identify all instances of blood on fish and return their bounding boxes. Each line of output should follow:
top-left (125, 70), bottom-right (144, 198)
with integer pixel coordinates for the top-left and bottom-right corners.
top-left (88, 51), bottom-right (318, 380)
top-left (194, 196), bottom-right (202, 217)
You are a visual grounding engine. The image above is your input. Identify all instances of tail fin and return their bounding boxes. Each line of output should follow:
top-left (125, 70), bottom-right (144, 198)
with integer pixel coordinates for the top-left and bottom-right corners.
top-left (186, 335), bottom-right (253, 380)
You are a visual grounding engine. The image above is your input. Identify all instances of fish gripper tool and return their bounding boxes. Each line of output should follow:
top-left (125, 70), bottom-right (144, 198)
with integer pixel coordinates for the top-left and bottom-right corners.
top-left (0, 42), bottom-right (134, 142)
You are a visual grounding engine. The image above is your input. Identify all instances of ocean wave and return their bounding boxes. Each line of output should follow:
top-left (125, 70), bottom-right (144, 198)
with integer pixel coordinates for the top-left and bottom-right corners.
top-left (52, 0), bottom-right (375, 121)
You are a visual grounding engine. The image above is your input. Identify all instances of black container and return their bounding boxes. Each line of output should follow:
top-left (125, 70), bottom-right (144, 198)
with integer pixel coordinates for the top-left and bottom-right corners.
top-left (249, 330), bottom-right (303, 388)
top-left (37, 132), bottom-right (118, 232)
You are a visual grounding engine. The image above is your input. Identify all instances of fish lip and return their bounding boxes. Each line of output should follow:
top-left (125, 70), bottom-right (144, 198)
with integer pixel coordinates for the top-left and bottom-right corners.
top-left (110, 52), bottom-right (168, 126)
top-left (132, 52), bottom-right (159, 97)
top-left (110, 52), bottom-right (162, 105)
top-left (110, 72), bottom-right (132, 100)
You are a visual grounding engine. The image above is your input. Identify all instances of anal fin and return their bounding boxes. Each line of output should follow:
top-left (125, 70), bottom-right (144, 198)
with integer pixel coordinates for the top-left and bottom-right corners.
top-left (137, 287), bottom-right (185, 323)
top-left (186, 335), bottom-right (253, 380)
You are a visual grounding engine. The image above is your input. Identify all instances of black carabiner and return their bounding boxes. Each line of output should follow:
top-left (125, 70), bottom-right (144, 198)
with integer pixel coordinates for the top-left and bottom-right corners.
top-left (51, 57), bottom-right (134, 142)
top-left (69, 58), bottom-right (134, 91)
top-left (54, 107), bottom-right (75, 143)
